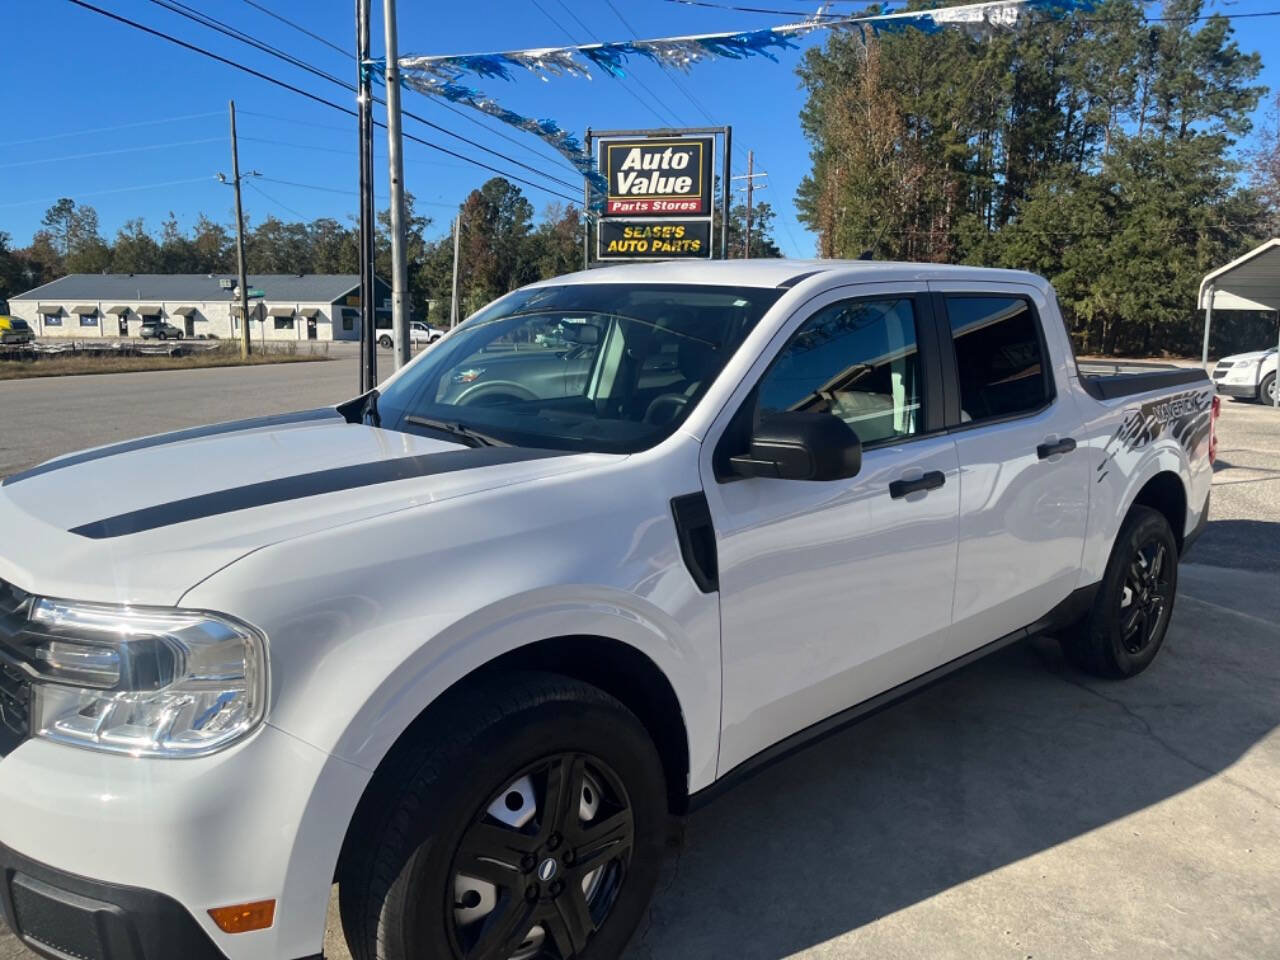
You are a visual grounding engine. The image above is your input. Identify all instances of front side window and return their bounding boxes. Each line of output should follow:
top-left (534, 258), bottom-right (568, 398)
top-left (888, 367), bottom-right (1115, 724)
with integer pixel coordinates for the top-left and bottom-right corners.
top-left (946, 296), bottom-right (1050, 422)
top-left (376, 283), bottom-right (784, 454)
top-left (755, 297), bottom-right (924, 446)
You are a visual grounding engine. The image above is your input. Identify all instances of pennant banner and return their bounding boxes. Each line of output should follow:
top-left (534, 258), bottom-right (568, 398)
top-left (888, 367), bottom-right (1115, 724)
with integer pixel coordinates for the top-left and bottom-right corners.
top-left (396, 0), bottom-right (1095, 206)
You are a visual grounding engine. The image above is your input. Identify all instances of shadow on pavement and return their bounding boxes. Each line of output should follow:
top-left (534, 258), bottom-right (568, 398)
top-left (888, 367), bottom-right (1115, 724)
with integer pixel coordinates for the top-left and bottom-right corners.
top-left (1191, 518), bottom-right (1280, 573)
top-left (624, 565), bottom-right (1280, 959)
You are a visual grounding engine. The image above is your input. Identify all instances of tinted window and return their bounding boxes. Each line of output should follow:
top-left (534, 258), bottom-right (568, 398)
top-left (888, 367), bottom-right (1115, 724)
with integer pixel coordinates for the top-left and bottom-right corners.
top-left (376, 284), bottom-right (783, 454)
top-left (946, 297), bottom-right (1049, 421)
top-left (757, 298), bottom-right (923, 445)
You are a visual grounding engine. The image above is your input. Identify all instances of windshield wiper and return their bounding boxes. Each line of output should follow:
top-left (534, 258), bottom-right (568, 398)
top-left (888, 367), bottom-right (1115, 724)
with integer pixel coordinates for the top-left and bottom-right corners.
top-left (404, 415), bottom-right (509, 448)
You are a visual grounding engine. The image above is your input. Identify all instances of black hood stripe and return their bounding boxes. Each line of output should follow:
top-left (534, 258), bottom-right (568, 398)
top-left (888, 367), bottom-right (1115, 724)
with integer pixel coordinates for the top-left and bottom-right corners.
top-left (68, 446), bottom-right (568, 539)
top-left (3, 408), bottom-right (343, 486)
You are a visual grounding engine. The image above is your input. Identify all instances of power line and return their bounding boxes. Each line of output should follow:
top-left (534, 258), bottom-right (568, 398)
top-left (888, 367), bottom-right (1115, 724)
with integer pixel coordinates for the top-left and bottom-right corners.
top-left (602, 0), bottom-right (722, 127)
top-left (239, 0), bottom-right (349, 58)
top-left (141, 0), bottom-right (581, 190)
top-left (257, 174), bottom-right (459, 209)
top-left (244, 177), bottom-right (310, 219)
top-left (239, 0), bottom-right (573, 169)
top-left (0, 176), bottom-right (219, 210)
top-left (62, 0), bottom-right (582, 205)
top-left (529, 0), bottom-right (685, 128)
top-left (0, 136), bottom-right (226, 169)
top-left (8, 111), bottom-right (224, 147)
top-left (239, 133), bottom-right (467, 168)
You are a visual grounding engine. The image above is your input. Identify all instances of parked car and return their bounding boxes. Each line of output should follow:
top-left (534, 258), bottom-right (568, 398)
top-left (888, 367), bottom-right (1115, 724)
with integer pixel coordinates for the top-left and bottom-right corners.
top-left (0, 302), bottom-right (33, 344)
top-left (377, 320), bottom-right (443, 349)
top-left (138, 320), bottom-right (184, 340)
top-left (1212, 347), bottom-right (1277, 404)
top-left (0, 261), bottom-right (1216, 960)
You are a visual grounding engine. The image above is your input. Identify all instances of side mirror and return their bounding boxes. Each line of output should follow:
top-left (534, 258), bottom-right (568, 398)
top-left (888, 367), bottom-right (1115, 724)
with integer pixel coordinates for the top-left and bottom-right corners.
top-left (729, 412), bottom-right (862, 482)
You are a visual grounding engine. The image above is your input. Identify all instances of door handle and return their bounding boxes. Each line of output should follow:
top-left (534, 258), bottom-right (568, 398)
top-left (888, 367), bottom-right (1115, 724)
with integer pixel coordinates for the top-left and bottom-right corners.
top-left (1037, 437), bottom-right (1077, 460)
top-left (889, 470), bottom-right (946, 499)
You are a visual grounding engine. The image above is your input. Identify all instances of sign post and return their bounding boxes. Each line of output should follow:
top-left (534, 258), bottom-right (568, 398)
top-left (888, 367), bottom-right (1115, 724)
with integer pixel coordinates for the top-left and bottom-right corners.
top-left (586, 127), bottom-right (730, 266)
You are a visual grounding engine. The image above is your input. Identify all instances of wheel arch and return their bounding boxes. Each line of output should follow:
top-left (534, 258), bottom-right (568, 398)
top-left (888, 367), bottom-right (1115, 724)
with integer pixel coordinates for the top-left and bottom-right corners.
top-left (334, 634), bottom-right (693, 883)
top-left (1128, 469), bottom-right (1189, 550)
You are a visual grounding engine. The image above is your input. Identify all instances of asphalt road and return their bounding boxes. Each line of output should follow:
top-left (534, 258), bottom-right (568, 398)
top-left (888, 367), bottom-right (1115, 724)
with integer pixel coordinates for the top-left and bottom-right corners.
top-left (1, 364), bottom-right (1278, 959)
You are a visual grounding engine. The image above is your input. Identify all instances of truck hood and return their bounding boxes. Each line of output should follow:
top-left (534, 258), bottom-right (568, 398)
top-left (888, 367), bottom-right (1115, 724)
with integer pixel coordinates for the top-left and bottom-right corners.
top-left (1221, 348), bottom-right (1276, 363)
top-left (0, 409), bottom-right (608, 605)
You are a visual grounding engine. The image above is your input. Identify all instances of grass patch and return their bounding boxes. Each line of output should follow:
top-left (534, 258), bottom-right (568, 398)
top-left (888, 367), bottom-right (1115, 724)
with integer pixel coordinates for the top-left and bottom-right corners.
top-left (0, 342), bottom-right (332, 381)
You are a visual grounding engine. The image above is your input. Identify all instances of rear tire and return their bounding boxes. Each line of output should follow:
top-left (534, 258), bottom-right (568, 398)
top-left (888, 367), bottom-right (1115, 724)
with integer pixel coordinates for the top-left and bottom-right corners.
top-left (1059, 505), bottom-right (1179, 679)
top-left (379, 334), bottom-right (393, 349)
top-left (338, 672), bottom-right (668, 960)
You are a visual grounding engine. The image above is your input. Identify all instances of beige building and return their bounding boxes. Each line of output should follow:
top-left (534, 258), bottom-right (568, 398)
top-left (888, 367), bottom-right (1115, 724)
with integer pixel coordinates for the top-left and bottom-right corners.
top-left (8, 274), bottom-right (392, 342)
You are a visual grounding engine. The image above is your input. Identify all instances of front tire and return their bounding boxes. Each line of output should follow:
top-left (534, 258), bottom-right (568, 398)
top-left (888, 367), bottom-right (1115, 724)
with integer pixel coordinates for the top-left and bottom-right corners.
top-left (379, 334), bottom-right (393, 349)
top-left (1059, 505), bottom-right (1179, 679)
top-left (1260, 372), bottom-right (1276, 406)
top-left (338, 672), bottom-right (668, 960)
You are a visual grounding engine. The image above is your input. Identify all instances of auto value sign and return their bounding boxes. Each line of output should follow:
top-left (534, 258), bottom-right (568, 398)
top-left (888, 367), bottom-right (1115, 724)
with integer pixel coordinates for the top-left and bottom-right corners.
top-left (598, 220), bottom-right (711, 260)
top-left (603, 138), bottom-right (713, 216)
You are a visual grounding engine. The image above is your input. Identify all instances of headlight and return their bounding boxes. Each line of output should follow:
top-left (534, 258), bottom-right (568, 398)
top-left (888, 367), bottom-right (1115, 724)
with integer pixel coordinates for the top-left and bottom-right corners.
top-left (1234, 358), bottom-right (1259, 367)
top-left (12, 599), bottom-right (266, 758)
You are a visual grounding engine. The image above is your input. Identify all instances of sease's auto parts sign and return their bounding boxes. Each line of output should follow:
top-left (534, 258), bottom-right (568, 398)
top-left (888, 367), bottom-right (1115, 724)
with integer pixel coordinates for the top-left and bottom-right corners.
top-left (598, 220), bottom-right (710, 259)
top-left (603, 138), bottom-right (713, 216)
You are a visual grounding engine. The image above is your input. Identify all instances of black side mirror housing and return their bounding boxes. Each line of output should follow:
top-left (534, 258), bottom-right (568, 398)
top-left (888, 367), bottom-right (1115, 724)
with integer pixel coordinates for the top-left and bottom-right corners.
top-left (728, 412), bottom-right (862, 482)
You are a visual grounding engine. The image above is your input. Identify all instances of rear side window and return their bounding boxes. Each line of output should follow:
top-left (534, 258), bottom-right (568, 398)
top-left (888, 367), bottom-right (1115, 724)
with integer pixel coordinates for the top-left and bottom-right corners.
top-left (946, 296), bottom-right (1050, 422)
top-left (756, 297), bottom-right (924, 445)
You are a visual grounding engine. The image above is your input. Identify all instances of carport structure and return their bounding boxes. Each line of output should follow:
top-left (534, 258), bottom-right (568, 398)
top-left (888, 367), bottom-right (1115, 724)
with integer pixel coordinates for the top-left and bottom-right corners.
top-left (1199, 238), bottom-right (1280, 408)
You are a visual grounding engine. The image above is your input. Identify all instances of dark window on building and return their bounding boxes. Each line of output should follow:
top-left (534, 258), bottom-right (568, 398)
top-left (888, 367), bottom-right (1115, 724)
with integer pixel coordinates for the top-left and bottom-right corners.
top-left (342, 310), bottom-right (355, 332)
top-left (43, 314), bottom-right (62, 327)
top-left (757, 297), bottom-right (924, 446)
top-left (274, 317), bottom-right (295, 330)
top-left (79, 313), bottom-right (98, 326)
top-left (946, 297), bottom-right (1050, 422)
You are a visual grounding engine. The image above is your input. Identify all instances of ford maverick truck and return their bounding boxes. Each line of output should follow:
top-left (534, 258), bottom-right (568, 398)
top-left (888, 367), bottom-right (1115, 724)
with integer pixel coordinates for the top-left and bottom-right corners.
top-left (0, 260), bottom-right (1215, 960)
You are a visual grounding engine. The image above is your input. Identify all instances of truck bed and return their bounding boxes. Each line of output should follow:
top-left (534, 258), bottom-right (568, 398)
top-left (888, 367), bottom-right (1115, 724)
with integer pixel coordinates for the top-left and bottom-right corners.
top-left (1077, 361), bottom-right (1211, 400)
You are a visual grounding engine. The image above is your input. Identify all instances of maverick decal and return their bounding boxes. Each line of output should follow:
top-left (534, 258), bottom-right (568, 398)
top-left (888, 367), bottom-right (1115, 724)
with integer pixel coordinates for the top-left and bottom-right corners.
top-left (68, 446), bottom-right (568, 539)
top-left (1097, 388), bottom-right (1213, 483)
top-left (603, 138), bottom-right (713, 216)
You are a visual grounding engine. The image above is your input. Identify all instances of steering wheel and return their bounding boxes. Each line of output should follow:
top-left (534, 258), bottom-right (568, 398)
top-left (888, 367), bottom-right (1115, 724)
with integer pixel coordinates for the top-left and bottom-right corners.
top-left (643, 392), bottom-right (691, 426)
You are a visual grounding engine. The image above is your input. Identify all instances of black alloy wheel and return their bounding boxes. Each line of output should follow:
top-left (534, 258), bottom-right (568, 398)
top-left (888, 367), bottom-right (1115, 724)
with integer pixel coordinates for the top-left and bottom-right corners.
top-left (338, 672), bottom-right (667, 960)
top-left (448, 753), bottom-right (633, 960)
top-left (1059, 505), bottom-right (1179, 679)
top-left (1117, 537), bottom-right (1172, 656)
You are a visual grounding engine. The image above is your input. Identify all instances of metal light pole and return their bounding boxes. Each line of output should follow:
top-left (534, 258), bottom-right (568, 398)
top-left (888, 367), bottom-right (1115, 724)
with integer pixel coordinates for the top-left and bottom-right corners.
top-left (383, 0), bottom-right (410, 369)
top-left (450, 214), bottom-right (461, 328)
top-left (356, 0), bottom-right (377, 392)
top-left (1201, 283), bottom-right (1215, 369)
top-left (228, 100), bottom-right (251, 359)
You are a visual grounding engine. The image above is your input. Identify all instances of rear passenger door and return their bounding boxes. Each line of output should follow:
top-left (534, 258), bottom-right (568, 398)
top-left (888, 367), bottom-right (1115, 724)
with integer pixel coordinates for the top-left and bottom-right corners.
top-left (929, 283), bottom-right (1090, 657)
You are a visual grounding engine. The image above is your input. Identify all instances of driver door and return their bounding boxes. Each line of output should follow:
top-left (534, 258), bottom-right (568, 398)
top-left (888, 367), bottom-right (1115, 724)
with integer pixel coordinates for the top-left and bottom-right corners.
top-left (700, 284), bottom-right (962, 777)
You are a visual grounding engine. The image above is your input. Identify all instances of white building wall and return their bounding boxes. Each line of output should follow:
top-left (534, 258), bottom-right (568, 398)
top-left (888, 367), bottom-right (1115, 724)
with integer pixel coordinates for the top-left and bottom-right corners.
top-left (10, 299), bottom-right (347, 342)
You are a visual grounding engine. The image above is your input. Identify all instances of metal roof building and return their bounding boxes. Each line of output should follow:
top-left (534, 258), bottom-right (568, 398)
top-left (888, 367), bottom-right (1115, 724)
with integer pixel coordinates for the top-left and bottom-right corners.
top-left (8, 274), bottom-right (391, 342)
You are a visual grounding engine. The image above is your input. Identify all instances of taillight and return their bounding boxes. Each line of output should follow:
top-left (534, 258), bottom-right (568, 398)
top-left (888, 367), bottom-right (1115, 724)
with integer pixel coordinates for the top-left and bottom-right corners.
top-left (1209, 394), bottom-right (1221, 464)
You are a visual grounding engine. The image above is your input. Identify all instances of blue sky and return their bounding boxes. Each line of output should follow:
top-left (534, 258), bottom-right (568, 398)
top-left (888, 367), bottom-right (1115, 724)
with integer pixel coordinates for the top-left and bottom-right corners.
top-left (4, 0), bottom-right (1278, 259)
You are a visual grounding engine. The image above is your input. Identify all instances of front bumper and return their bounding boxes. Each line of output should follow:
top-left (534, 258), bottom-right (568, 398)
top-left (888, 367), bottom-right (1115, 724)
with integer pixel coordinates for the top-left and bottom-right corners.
top-left (1213, 381), bottom-right (1258, 398)
top-left (0, 841), bottom-right (237, 960)
top-left (0, 726), bottom-right (368, 960)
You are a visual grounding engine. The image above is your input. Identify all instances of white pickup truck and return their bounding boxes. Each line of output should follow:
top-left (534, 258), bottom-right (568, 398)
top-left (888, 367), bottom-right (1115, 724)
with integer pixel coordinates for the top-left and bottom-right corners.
top-left (0, 260), bottom-right (1216, 960)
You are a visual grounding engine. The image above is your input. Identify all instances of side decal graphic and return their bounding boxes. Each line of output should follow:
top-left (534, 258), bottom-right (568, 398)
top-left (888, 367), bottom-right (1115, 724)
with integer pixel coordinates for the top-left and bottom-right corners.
top-left (1096, 388), bottom-right (1213, 483)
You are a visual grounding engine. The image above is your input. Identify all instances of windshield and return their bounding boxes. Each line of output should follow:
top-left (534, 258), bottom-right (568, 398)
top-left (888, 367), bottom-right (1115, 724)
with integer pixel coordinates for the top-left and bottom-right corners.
top-left (376, 283), bottom-right (784, 454)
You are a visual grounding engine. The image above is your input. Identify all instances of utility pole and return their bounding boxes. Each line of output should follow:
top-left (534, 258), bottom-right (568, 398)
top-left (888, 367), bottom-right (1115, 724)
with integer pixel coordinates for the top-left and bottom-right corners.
top-left (731, 150), bottom-right (767, 258)
top-left (450, 214), bottom-right (461, 328)
top-left (383, 0), bottom-right (410, 370)
top-left (228, 100), bottom-right (251, 359)
top-left (356, 0), bottom-right (377, 392)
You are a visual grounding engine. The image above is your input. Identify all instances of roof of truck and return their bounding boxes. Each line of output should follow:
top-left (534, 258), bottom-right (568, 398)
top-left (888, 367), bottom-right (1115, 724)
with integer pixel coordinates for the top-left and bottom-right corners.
top-left (538, 258), bottom-right (1051, 291)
